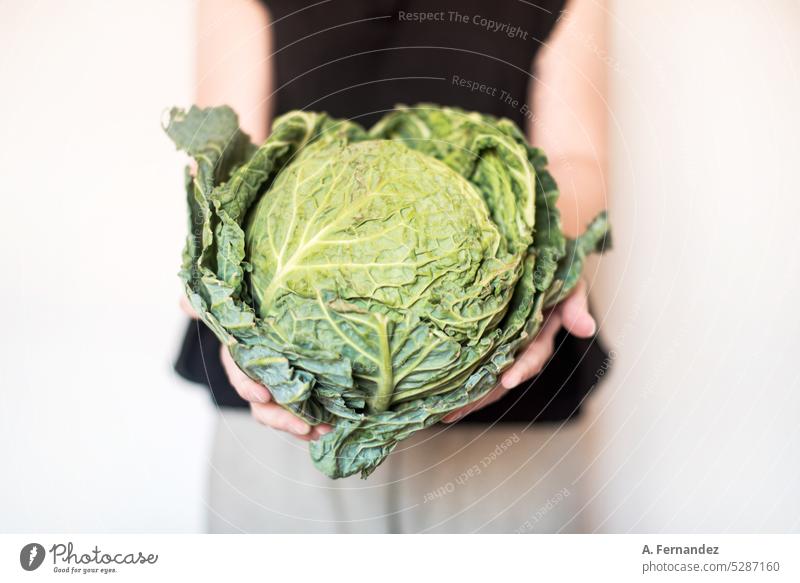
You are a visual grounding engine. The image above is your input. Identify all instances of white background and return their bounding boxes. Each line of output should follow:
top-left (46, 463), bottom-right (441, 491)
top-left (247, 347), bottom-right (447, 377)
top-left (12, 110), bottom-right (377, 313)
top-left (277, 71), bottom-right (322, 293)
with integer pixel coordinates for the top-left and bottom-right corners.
top-left (0, 0), bottom-right (211, 532)
top-left (1, 0), bottom-right (798, 533)
top-left (586, 0), bottom-right (800, 532)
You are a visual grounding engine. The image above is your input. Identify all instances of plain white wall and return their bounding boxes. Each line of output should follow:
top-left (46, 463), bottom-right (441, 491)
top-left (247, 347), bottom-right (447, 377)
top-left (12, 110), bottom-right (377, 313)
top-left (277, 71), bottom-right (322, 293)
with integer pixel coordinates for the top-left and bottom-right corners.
top-left (583, 0), bottom-right (800, 532)
top-left (1, 1), bottom-right (798, 533)
top-left (0, 1), bottom-right (214, 532)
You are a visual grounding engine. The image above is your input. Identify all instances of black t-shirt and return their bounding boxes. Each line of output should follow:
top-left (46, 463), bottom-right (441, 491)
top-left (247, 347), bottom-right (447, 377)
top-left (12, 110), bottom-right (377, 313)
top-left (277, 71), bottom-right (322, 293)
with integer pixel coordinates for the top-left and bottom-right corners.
top-left (175, 0), bottom-right (610, 423)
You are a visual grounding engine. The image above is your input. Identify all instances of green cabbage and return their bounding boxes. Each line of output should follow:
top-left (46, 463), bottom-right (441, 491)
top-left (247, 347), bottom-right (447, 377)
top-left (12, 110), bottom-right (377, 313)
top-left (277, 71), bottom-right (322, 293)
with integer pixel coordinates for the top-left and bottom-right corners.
top-left (165, 104), bottom-right (610, 479)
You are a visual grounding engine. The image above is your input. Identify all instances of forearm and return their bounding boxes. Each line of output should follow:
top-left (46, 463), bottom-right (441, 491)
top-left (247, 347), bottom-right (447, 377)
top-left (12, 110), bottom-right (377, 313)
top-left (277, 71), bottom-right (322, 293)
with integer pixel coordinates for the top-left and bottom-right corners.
top-left (529, 0), bottom-right (609, 238)
top-left (548, 155), bottom-right (607, 239)
top-left (196, 0), bottom-right (272, 142)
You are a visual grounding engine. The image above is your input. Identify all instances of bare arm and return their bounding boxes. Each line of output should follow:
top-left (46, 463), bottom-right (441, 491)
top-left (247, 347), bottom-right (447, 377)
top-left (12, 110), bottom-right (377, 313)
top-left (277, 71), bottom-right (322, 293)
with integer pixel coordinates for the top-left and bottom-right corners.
top-left (196, 0), bottom-right (273, 142)
top-left (531, 0), bottom-right (609, 238)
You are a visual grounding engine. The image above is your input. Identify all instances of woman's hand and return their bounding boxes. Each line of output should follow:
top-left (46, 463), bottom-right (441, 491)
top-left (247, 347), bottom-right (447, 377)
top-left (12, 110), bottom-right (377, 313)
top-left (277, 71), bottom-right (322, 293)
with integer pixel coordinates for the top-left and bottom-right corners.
top-left (181, 295), bottom-right (330, 440)
top-left (441, 280), bottom-right (597, 423)
top-left (219, 346), bottom-right (332, 441)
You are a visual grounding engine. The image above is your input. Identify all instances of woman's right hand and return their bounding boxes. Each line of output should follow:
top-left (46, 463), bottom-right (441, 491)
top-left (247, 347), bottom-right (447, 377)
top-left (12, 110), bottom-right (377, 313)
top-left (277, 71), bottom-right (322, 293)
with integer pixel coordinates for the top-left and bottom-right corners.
top-left (219, 346), bottom-right (332, 441)
top-left (181, 295), bottom-right (330, 440)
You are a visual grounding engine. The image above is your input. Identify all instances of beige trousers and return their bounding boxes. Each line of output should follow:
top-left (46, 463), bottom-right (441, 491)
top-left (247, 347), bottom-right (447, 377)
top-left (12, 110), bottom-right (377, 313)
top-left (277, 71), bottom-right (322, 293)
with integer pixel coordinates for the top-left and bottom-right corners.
top-left (207, 409), bottom-right (589, 533)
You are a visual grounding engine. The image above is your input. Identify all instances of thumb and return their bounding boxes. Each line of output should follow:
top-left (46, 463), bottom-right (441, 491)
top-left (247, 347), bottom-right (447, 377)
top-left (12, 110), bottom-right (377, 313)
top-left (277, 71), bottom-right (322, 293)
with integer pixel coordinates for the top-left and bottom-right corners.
top-left (559, 280), bottom-right (596, 338)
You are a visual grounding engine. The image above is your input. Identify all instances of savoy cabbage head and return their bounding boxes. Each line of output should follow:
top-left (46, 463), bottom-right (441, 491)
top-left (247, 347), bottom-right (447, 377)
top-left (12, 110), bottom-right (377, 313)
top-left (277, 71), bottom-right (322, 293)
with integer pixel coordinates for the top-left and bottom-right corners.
top-left (166, 104), bottom-right (609, 479)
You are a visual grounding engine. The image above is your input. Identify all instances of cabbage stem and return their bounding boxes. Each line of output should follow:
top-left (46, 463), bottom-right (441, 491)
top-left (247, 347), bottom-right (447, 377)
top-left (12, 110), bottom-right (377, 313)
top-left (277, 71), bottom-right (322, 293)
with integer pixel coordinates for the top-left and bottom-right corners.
top-left (368, 314), bottom-right (394, 413)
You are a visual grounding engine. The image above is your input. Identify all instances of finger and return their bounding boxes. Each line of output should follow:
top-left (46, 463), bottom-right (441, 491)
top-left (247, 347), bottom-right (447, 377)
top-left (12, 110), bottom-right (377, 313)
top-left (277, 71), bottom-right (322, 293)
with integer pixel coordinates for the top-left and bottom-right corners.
top-left (220, 345), bottom-right (271, 404)
top-left (442, 386), bottom-right (506, 423)
top-left (180, 295), bottom-right (200, 319)
top-left (251, 402), bottom-right (312, 437)
top-left (500, 312), bottom-right (562, 389)
top-left (442, 385), bottom-right (507, 423)
top-left (310, 424), bottom-right (333, 440)
top-left (559, 280), bottom-right (596, 338)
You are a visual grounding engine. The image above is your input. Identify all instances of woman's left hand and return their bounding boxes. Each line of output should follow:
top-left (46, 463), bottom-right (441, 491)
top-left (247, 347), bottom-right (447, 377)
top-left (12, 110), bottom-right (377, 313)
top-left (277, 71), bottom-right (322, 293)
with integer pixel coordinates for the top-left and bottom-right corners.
top-left (441, 280), bottom-right (597, 423)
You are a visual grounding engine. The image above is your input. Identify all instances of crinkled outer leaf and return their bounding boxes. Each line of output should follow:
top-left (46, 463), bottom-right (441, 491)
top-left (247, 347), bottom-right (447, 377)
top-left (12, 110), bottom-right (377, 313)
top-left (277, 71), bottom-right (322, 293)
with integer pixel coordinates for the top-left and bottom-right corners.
top-left (163, 105), bottom-right (256, 191)
top-left (544, 211), bottom-right (611, 308)
top-left (166, 103), bottom-right (611, 479)
top-left (265, 293), bottom-right (499, 415)
top-left (529, 147), bottom-right (567, 293)
top-left (168, 107), bottom-right (361, 424)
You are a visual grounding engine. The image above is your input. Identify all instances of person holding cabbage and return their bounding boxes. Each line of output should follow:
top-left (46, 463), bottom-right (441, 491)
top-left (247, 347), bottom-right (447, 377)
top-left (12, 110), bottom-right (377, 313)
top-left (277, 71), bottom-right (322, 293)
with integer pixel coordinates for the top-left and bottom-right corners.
top-left (174, 0), bottom-right (610, 533)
